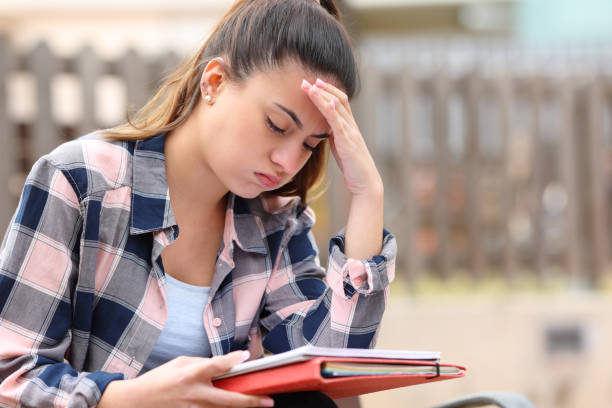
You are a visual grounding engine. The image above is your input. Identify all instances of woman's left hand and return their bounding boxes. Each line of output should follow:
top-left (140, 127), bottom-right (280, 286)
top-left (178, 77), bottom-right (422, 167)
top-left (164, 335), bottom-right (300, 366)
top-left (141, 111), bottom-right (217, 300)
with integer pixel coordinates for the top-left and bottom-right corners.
top-left (301, 78), bottom-right (383, 198)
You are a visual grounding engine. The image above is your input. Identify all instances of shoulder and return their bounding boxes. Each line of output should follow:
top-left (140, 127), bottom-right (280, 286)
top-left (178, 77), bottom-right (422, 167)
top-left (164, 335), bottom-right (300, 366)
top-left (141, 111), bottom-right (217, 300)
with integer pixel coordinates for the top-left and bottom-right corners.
top-left (34, 130), bottom-right (135, 197)
top-left (43, 131), bottom-right (134, 173)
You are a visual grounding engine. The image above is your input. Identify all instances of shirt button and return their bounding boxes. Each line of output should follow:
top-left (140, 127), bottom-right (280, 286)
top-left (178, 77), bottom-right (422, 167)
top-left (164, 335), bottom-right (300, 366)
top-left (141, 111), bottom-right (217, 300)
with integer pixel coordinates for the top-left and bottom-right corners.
top-left (213, 317), bottom-right (222, 327)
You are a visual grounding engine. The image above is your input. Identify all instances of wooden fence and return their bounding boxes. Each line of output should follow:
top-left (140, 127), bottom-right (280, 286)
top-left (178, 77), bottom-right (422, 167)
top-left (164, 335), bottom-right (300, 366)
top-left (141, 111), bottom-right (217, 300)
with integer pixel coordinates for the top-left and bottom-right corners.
top-left (0, 35), bottom-right (180, 227)
top-left (1, 36), bottom-right (611, 287)
top-left (346, 38), bottom-right (612, 287)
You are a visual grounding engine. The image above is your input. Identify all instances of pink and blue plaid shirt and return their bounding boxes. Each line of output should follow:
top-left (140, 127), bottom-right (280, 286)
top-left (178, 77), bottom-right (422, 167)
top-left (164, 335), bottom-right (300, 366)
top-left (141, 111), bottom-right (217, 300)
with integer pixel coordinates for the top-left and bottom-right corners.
top-left (0, 132), bottom-right (396, 407)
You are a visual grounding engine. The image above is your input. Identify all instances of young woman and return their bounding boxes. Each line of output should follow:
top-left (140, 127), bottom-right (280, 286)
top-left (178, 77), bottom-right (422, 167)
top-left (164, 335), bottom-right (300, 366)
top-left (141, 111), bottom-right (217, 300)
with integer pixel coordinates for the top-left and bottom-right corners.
top-left (0, 0), bottom-right (396, 406)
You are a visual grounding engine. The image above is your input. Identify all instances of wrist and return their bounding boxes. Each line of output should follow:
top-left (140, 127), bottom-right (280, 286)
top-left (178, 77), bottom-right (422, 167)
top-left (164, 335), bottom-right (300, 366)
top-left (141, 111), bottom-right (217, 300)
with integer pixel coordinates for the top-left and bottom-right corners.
top-left (351, 176), bottom-right (384, 201)
top-left (345, 185), bottom-right (384, 259)
top-left (98, 378), bottom-right (137, 408)
top-left (350, 181), bottom-right (384, 208)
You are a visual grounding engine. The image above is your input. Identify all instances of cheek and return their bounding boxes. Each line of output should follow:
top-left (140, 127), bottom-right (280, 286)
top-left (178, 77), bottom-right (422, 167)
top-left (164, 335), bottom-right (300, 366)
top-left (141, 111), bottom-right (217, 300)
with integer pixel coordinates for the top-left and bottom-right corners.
top-left (225, 110), bottom-right (268, 146)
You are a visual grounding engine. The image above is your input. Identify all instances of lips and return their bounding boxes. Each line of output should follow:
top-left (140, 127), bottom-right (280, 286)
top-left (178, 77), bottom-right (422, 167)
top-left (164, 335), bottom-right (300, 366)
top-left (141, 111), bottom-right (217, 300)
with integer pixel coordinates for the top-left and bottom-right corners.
top-left (255, 172), bottom-right (281, 188)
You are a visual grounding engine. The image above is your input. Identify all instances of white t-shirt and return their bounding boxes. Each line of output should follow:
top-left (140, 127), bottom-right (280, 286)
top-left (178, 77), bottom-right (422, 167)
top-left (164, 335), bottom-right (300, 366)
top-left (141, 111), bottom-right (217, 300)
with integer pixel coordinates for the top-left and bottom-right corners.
top-left (141, 273), bottom-right (212, 373)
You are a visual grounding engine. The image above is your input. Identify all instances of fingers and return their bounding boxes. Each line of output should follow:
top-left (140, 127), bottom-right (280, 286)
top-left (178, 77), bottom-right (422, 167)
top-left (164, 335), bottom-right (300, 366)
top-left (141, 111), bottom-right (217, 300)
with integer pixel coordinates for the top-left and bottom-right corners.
top-left (199, 387), bottom-right (274, 407)
top-left (196, 350), bottom-right (250, 378)
top-left (184, 351), bottom-right (275, 406)
top-left (303, 78), bottom-right (352, 121)
top-left (314, 78), bottom-right (351, 112)
top-left (165, 352), bottom-right (273, 407)
top-left (301, 80), bottom-right (346, 132)
top-left (304, 81), bottom-right (351, 122)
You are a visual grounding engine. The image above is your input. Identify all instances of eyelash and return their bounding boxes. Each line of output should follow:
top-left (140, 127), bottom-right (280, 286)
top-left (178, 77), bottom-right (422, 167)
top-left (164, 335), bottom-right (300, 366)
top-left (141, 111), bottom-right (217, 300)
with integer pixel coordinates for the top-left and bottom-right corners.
top-left (266, 117), bottom-right (316, 152)
top-left (266, 117), bottom-right (285, 134)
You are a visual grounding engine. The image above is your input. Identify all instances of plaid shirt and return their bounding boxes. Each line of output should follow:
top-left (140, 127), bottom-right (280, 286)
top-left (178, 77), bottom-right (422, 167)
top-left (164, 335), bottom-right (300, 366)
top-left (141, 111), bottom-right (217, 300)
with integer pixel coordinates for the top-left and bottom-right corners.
top-left (0, 132), bottom-right (396, 407)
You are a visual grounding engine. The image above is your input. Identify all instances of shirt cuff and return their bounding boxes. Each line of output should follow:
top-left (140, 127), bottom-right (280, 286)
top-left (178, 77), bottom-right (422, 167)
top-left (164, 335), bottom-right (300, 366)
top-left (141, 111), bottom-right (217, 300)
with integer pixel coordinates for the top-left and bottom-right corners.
top-left (85, 371), bottom-right (126, 405)
top-left (327, 229), bottom-right (397, 298)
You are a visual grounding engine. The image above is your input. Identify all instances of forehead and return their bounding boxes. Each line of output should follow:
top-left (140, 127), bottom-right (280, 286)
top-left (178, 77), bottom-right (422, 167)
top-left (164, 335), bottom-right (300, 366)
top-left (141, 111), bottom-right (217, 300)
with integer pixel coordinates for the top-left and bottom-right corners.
top-left (241, 62), bottom-right (339, 127)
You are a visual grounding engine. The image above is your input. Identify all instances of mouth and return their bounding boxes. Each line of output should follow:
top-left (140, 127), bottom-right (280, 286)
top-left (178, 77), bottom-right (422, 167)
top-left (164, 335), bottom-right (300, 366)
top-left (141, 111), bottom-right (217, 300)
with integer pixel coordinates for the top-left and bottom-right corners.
top-left (255, 172), bottom-right (281, 188)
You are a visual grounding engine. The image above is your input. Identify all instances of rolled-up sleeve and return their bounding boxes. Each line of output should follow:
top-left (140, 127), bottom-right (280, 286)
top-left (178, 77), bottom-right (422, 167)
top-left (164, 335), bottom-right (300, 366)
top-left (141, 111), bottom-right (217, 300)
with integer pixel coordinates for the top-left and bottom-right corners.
top-left (0, 156), bottom-right (123, 408)
top-left (326, 229), bottom-right (396, 298)
top-left (260, 206), bottom-right (397, 353)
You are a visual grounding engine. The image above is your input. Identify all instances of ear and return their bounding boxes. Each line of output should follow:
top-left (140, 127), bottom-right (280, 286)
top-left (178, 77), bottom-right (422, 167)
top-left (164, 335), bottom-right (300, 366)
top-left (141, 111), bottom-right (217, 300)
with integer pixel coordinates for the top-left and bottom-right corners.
top-left (200, 57), bottom-right (227, 102)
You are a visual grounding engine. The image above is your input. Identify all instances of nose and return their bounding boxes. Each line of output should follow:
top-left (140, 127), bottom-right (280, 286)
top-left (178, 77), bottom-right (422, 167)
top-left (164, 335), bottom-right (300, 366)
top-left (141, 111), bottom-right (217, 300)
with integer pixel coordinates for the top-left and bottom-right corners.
top-left (270, 140), bottom-right (304, 176)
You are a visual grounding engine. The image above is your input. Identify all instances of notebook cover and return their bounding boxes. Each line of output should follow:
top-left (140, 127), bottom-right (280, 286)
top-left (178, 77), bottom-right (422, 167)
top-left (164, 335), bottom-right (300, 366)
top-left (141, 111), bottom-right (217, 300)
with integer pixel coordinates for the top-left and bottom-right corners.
top-left (213, 357), bottom-right (466, 399)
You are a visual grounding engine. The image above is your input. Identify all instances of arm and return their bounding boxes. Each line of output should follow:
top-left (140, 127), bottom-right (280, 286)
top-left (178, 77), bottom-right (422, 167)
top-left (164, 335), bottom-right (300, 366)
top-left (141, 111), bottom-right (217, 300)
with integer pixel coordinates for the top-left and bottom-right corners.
top-left (98, 351), bottom-right (273, 408)
top-left (345, 186), bottom-right (384, 259)
top-left (306, 77), bottom-right (387, 262)
top-left (0, 157), bottom-right (124, 407)
top-left (260, 77), bottom-right (396, 352)
top-left (0, 156), bottom-right (273, 408)
top-left (259, 206), bottom-right (396, 352)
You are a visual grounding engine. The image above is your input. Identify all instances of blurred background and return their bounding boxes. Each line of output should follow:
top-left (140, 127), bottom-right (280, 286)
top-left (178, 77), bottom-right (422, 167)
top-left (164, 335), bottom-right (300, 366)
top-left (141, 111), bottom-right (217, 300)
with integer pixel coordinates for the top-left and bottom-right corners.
top-left (1, 0), bottom-right (612, 407)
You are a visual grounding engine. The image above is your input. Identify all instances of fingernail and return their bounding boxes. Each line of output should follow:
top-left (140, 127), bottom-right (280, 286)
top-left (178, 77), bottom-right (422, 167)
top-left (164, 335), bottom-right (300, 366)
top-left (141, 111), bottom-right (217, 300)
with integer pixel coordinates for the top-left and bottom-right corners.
top-left (240, 350), bottom-right (250, 363)
top-left (301, 79), bottom-right (312, 89)
top-left (316, 78), bottom-right (326, 87)
top-left (259, 398), bottom-right (275, 407)
top-left (311, 84), bottom-right (318, 93)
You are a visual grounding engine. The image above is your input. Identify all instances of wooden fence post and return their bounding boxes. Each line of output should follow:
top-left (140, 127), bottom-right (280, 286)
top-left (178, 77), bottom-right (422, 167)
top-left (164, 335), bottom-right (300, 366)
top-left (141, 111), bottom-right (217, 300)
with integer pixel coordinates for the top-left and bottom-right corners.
top-left (399, 67), bottom-right (418, 282)
top-left (498, 74), bottom-right (517, 283)
top-left (528, 76), bottom-right (546, 280)
top-left (586, 75), bottom-right (609, 285)
top-left (150, 51), bottom-right (181, 96)
top-left (432, 69), bottom-right (451, 279)
top-left (464, 70), bottom-right (485, 280)
top-left (559, 77), bottom-right (581, 284)
top-left (76, 45), bottom-right (102, 136)
top-left (30, 42), bottom-right (62, 165)
top-left (119, 48), bottom-right (151, 116)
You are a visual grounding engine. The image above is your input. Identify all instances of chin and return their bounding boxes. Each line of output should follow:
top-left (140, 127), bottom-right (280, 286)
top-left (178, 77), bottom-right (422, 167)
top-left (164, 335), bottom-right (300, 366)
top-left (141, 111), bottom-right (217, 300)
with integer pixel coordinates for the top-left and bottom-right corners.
top-left (237, 191), bottom-right (261, 199)
top-left (230, 186), bottom-right (264, 199)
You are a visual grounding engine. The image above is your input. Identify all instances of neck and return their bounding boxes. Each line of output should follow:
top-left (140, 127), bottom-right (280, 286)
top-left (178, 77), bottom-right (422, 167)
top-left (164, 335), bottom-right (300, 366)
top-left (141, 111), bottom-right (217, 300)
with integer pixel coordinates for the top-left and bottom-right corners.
top-left (165, 109), bottom-right (228, 222)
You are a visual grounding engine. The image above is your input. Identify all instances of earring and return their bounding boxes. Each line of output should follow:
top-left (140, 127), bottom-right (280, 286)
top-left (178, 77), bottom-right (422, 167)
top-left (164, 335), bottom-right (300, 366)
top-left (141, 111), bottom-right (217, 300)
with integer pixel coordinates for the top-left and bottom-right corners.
top-left (204, 91), bottom-right (213, 104)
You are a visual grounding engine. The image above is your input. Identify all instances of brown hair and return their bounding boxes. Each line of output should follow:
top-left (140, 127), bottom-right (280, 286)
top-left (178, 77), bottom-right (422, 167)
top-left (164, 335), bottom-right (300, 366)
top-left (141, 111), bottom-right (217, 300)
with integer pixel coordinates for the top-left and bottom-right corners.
top-left (104, 0), bottom-right (358, 203)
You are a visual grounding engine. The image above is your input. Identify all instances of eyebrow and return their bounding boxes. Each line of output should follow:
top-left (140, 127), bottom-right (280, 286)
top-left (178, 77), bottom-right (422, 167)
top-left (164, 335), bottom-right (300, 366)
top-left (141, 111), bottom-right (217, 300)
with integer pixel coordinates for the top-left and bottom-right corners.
top-left (274, 102), bottom-right (330, 139)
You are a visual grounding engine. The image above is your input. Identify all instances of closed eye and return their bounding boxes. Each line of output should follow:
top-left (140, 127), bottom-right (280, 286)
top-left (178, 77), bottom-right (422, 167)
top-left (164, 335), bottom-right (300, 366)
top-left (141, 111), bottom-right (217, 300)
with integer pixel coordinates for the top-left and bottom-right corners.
top-left (266, 117), bottom-right (286, 135)
top-left (267, 116), bottom-right (316, 153)
top-left (303, 142), bottom-right (316, 152)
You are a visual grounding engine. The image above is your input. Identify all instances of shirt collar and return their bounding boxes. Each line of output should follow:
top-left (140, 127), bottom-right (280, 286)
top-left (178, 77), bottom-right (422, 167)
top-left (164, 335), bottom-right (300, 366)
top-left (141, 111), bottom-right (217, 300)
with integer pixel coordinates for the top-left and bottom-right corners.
top-left (130, 133), bottom-right (176, 235)
top-left (129, 133), bottom-right (299, 256)
top-left (222, 194), bottom-right (297, 256)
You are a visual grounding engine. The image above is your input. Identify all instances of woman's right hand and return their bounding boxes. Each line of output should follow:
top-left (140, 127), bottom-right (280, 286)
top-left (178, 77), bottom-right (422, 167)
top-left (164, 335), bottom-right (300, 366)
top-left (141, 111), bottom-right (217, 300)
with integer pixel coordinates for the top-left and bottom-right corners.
top-left (98, 350), bottom-right (274, 407)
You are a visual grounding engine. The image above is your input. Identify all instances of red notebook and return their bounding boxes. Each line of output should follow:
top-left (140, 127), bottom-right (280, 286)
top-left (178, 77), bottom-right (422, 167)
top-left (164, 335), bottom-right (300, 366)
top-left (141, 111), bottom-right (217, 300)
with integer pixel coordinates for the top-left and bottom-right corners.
top-left (212, 346), bottom-right (465, 399)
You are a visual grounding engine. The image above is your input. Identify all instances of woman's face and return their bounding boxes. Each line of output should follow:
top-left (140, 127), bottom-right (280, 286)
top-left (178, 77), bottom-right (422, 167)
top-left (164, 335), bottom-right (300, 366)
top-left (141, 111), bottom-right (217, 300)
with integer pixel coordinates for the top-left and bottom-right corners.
top-left (198, 61), bottom-right (334, 199)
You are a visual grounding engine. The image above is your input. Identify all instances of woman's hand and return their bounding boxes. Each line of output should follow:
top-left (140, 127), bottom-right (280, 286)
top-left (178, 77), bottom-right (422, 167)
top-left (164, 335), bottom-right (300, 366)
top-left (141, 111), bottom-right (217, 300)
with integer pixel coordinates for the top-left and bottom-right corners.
top-left (301, 78), bottom-right (384, 259)
top-left (301, 78), bottom-right (383, 198)
top-left (98, 351), bottom-right (274, 408)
